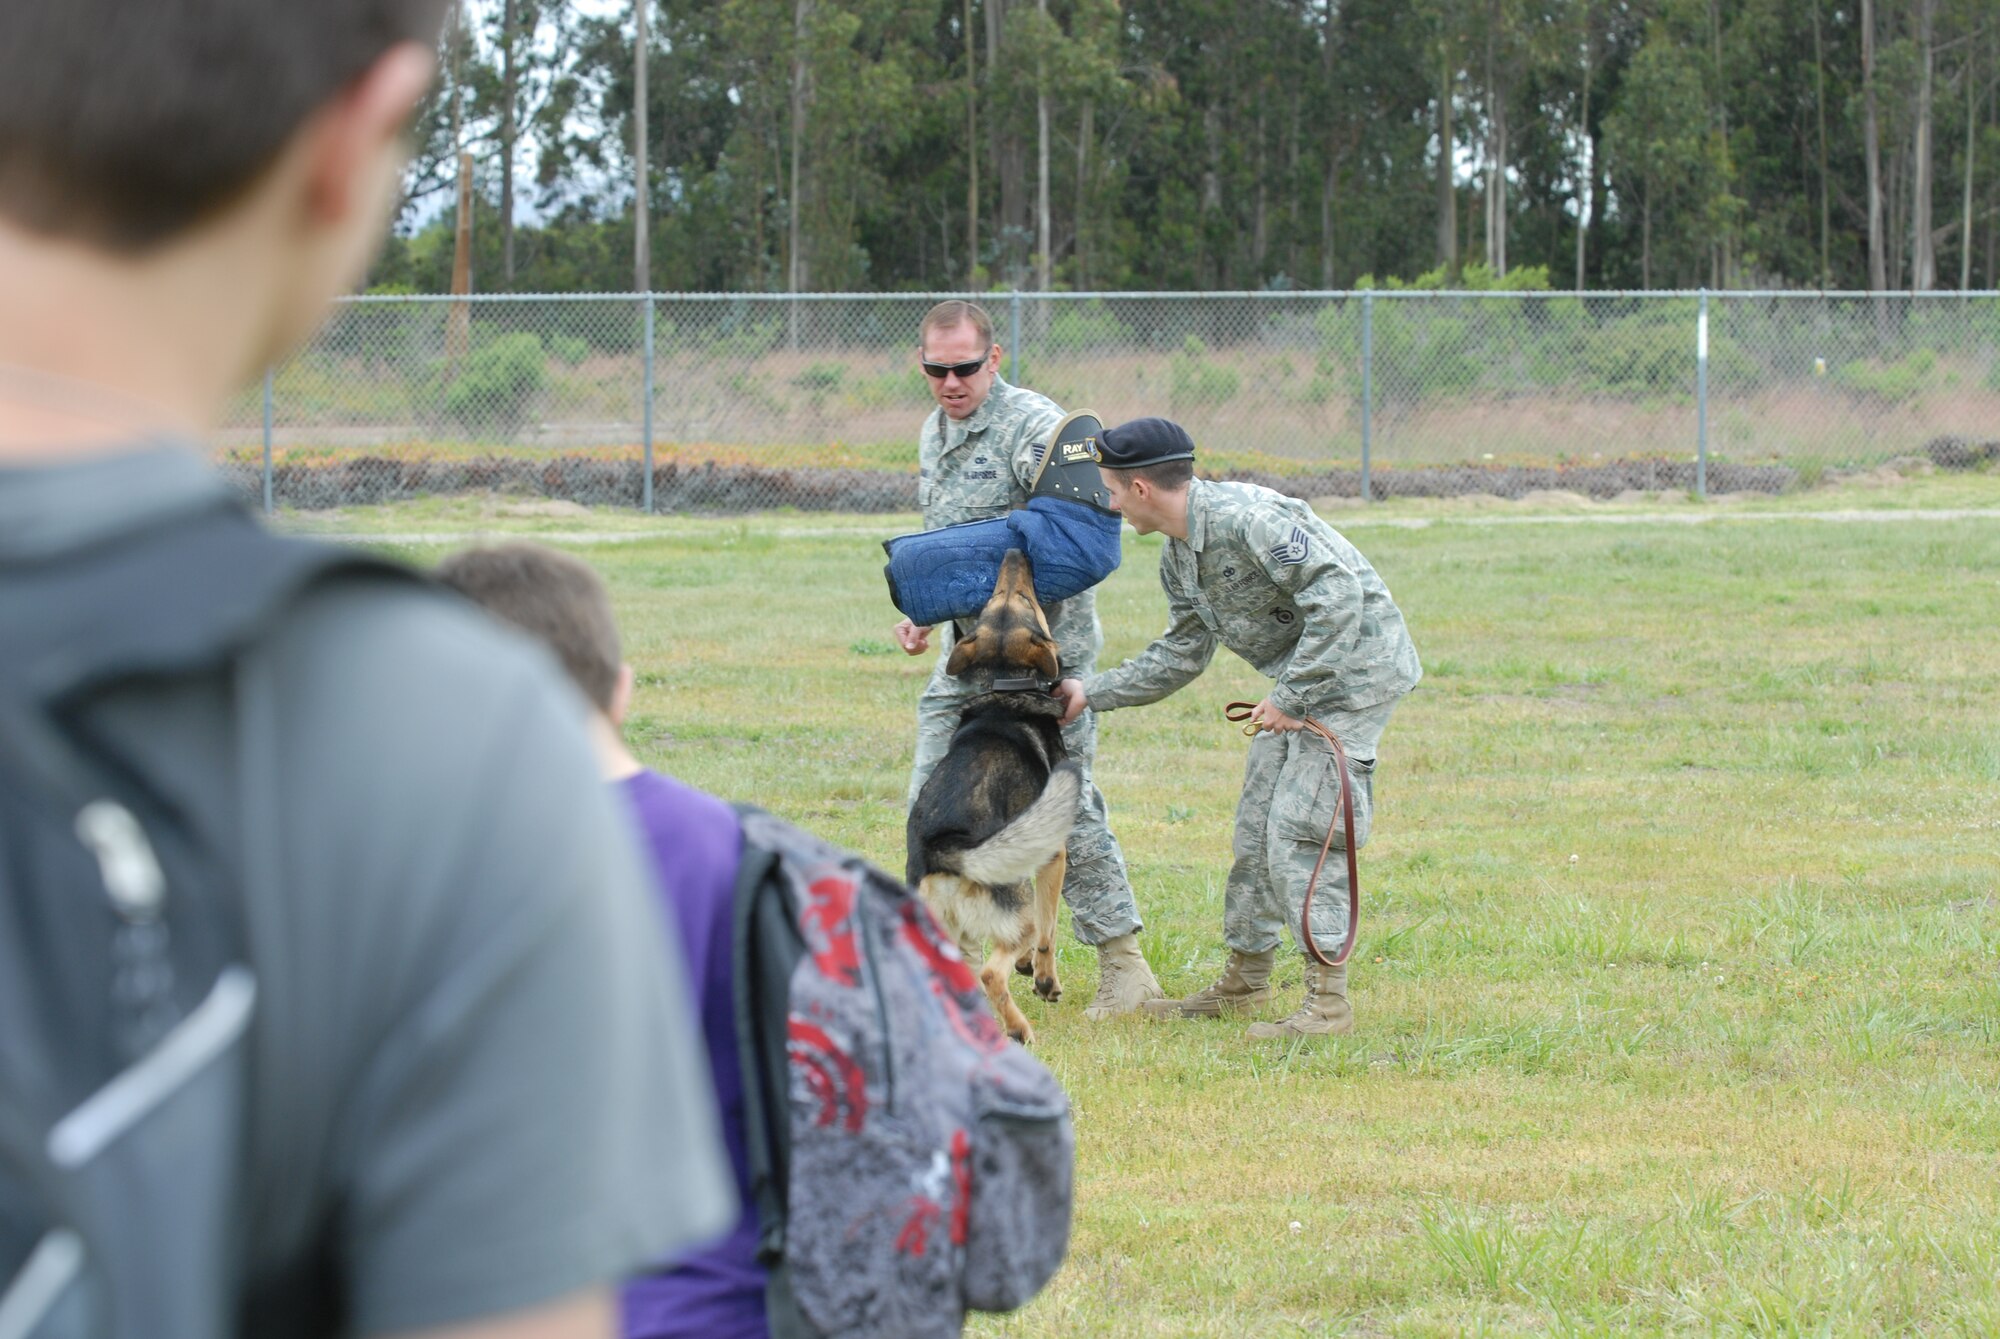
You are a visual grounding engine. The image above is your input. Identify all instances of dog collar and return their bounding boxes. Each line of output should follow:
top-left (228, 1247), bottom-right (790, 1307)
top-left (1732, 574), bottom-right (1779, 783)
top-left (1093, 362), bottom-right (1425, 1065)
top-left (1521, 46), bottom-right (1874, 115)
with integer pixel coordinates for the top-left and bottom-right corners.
top-left (989, 674), bottom-right (1057, 693)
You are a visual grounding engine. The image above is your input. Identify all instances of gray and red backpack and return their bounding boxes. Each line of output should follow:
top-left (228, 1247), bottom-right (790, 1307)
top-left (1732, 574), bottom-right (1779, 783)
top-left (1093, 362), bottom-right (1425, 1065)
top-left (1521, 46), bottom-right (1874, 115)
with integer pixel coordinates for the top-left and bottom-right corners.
top-left (731, 809), bottom-right (1074, 1338)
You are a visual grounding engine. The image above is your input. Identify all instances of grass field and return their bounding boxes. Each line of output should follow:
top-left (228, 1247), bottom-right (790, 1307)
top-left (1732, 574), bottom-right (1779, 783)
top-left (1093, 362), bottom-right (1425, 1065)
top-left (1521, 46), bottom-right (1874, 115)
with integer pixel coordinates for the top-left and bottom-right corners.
top-left (324, 474), bottom-right (2000, 1335)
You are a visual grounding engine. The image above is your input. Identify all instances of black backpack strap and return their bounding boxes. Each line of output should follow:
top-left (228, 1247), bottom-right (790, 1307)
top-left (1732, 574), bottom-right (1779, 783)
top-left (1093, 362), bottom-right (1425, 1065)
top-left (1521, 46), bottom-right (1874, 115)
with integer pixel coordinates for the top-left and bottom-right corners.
top-left (727, 805), bottom-right (816, 1339)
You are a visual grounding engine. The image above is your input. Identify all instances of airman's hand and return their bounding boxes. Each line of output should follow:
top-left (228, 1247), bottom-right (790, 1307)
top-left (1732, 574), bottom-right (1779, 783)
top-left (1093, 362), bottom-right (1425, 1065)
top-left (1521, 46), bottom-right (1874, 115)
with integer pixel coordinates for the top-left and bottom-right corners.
top-left (1248, 697), bottom-right (1304, 734)
top-left (893, 618), bottom-right (932, 656)
top-left (1054, 678), bottom-right (1088, 726)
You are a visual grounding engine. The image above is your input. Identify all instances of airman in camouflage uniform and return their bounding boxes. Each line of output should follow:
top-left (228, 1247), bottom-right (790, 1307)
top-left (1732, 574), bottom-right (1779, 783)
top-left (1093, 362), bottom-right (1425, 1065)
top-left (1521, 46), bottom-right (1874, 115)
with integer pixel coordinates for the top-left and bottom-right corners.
top-left (892, 301), bottom-right (1162, 1019)
top-left (1055, 417), bottom-right (1421, 1038)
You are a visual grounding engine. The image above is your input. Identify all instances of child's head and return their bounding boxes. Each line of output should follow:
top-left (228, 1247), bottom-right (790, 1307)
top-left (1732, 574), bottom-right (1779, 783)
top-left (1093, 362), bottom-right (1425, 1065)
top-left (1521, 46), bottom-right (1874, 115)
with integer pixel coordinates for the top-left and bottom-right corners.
top-left (435, 543), bottom-right (630, 725)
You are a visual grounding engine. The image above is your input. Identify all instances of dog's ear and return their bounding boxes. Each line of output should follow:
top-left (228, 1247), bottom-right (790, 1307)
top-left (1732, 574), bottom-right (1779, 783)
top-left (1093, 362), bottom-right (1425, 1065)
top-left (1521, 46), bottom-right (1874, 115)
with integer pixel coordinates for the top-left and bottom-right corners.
top-left (1027, 635), bottom-right (1060, 681)
top-left (946, 630), bottom-right (985, 677)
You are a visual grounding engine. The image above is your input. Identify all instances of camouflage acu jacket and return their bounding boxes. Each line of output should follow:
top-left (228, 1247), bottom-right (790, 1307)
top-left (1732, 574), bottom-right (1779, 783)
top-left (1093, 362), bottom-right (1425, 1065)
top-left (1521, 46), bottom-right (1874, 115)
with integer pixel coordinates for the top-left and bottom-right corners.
top-left (1084, 479), bottom-right (1421, 718)
top-left (916, 377), bottom-right (1103, 670)
top-left (916, 376), bottom-right (1065, 529)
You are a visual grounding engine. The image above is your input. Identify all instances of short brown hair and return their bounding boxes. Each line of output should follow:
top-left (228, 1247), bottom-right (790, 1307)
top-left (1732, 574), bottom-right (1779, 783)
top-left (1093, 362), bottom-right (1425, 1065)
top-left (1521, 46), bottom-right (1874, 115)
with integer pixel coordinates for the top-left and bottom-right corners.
top-left (0, 0), bottom-right (451, 250)
top-left (918, 299), bottom-right (995, 351)
top-left (1109, 459), bottom-right (1195, 491)
top-left (435, 543), bottom-right (623, 713)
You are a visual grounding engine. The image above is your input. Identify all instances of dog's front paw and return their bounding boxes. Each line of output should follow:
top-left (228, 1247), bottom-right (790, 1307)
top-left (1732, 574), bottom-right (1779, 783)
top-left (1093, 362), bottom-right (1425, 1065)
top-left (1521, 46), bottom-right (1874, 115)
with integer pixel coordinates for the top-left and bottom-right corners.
top-left (1009, 1022), bottom-right (1036, 1046)
top-left (1014, 954), bottom-right (1035, 977)
top-left (1035, 975), bottom-right (1061, 1002)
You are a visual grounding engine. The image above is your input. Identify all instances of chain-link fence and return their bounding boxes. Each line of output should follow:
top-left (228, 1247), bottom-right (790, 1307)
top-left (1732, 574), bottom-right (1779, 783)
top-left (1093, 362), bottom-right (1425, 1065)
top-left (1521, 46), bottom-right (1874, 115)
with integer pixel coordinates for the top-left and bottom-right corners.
top-left (213, 290), bottom-right (2000, 512)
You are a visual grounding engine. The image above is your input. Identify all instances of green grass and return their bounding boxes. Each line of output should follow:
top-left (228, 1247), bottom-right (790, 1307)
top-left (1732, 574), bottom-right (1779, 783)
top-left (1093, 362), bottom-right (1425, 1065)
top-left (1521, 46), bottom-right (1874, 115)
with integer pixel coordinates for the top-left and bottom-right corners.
top-left (320, 482), bottom-right (2000, 1335)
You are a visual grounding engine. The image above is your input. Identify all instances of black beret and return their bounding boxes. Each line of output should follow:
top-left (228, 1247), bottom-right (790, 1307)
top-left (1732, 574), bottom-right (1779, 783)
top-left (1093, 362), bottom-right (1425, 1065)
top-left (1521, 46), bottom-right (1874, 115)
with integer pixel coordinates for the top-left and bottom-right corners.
top-left (1096, 416), bottom-right (1196, 468)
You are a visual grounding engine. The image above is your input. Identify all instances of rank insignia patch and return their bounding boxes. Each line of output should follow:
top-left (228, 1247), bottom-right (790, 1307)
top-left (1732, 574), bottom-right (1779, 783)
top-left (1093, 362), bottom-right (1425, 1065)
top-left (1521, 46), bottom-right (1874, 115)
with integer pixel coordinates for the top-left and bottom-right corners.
top-left (1269, 526), bottom-right (1310, 565)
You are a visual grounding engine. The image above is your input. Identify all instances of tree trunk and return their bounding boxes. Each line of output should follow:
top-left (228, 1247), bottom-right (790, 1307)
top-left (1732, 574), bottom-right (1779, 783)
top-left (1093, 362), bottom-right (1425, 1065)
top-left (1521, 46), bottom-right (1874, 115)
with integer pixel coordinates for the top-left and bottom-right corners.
top-left (787, 0), bottom-right (808, 345)
top-left (1812, 0), bottom-right (1831, 288)
top-left (1641, 184), bottom-right (1651, 289)
top-left (448, 149), bottom-right (473, 371)
top-left (1321, 160), bottom-right (1335, 288)
top-left (634, 0), bottom-right (650, 293)
top-left (1287, 91), bottom-right (1302, 280)
top-left (1862, 0), bottom-right (1886, 292)
top-left (1437, 47), bottom-right (1458, 273)
top-left (500, 0), bottom-right (519, 286)
top-left (752, 153), bottom-right (765, 286)
top-left (1074, 99), bottom-right (1090, 288)
top-left (1253, 109), bottom-right (1268, 275)
top-left (1911, 0), bottom-right (1936, 290)
top-left (1574, 21), bottom-right (1591, 292)
top-left (1323, 2), bottom-right (1337, 287)
top-left (987, 0), bottom-right (1023, 280)
top-left (1202, 102), bottom-right (1222, 286)
top-left (1709, 0), bottom-right (1733, 285)
top-left (965, 0), bottom-right (979, 288)
top-left (1482, 11), bottom-right (1507, 276)
top-left (1035, 0), bottom-right (1050, 291)
top-left (1963, 40), bottom-right (1979, 289)
top-left (448, 0), bottom-right (465, 155)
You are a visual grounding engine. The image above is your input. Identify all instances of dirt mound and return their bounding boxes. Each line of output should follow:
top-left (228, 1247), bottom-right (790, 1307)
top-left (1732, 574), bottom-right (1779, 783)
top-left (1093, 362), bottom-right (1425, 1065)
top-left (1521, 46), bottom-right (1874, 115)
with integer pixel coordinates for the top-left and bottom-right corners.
top-left (215, 452), bottom-right (1797, 513)
top-left (1923, 436), bottom-right (2000, 470)
top-left (215, 455), bottom-right (922, 514)
top-left (1229, 458), bottom-right (1795, 501)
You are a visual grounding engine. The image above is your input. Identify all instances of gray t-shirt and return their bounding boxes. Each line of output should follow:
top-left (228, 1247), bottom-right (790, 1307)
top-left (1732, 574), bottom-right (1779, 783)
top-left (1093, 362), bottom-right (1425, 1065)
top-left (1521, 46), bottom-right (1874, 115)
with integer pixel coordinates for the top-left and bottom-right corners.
top-left (0, 445), bottom-right (735, 1336)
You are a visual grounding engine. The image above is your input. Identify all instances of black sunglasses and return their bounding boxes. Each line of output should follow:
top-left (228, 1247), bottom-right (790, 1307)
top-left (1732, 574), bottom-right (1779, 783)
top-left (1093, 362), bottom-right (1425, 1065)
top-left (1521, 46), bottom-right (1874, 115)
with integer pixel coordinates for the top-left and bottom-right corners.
top-left (920, 355), bottom-right (990, 379)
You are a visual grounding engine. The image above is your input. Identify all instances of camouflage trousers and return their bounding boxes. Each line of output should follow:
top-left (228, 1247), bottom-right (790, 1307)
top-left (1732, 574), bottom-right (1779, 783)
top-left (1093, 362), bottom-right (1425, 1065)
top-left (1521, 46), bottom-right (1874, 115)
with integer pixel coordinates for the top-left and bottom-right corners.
top-left (1224, 699), bottom-right (1399, 955)
top-left (907, 638), bottom-right (1141, 948)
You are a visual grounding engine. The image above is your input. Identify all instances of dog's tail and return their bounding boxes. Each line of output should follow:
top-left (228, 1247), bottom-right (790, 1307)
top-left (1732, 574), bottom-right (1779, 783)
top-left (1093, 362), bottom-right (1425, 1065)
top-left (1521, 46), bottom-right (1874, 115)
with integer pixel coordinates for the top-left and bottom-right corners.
top-left (944, 761), bottom-right (1084, 887)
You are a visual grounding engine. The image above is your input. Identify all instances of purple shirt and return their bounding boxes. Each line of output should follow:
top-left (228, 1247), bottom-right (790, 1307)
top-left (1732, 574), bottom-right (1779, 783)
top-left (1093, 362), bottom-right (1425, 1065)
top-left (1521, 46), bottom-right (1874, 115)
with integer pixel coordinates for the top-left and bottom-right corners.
top-left (617, 771), bottom-right (767, 1339)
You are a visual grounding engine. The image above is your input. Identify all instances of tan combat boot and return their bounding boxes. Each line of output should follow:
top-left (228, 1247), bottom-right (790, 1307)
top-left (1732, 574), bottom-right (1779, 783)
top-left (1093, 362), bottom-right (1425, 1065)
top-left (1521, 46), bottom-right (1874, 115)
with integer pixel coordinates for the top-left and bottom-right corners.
top-left (1246, 961), bottom-right (1352, 1038)
top-left (1082, 933), bottom-right (1165, 1020)
top-left (1137, 948), bottom-right (1277, 1018)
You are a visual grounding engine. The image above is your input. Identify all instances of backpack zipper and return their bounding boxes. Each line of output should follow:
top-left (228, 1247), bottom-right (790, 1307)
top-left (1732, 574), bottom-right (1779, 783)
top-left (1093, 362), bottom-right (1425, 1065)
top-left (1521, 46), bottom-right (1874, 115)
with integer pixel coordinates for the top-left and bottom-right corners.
top-left (73, 800), bottom-right (164, 922)
top-left (0, 1229), bottom-right (85, 1339)
top-left (47, 966), bottom-right (257, 1170)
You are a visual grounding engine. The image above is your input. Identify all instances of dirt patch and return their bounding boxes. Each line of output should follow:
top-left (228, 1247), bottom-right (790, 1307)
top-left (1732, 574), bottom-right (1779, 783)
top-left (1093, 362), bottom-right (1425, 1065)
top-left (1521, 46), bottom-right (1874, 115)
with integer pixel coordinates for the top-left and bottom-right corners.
top-left (1515, 489), bottom-right (1598, 509)
top-left (493, 497), bottom-right (592, 518)
top-left (1824, 455), bottom-right (1939, 489)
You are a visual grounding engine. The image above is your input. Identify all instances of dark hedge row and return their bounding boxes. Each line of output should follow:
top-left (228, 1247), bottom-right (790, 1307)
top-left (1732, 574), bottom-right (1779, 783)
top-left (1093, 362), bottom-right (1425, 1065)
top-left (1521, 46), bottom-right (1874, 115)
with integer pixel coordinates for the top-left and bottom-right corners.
top-left (217, 452), bottom-right (1798, 514)
top-left (1924, 436), bottom-right (2000, 470)
top-left (1231, 458), bottom-right (1796, 500)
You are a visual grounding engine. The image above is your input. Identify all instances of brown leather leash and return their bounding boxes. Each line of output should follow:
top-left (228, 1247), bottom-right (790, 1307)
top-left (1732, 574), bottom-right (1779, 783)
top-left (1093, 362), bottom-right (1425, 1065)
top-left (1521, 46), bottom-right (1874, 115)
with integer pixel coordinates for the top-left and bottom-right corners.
top-left (1223, 701), bottom-right (1358, 968)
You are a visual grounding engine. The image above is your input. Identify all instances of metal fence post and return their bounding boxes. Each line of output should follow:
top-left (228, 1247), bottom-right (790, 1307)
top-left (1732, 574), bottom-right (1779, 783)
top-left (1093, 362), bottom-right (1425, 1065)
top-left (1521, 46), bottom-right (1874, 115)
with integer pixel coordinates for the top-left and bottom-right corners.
top-left (261, 367), bottom-right (274, 516)
top-left (1009, 290), bottom-right (1022, 382)
top-left (1360, 291), bottom-right (1374, 503)
top-left (642, 294), bottom-right (656, 514)
top-left (1696, 288), bottom-right (1709, 501)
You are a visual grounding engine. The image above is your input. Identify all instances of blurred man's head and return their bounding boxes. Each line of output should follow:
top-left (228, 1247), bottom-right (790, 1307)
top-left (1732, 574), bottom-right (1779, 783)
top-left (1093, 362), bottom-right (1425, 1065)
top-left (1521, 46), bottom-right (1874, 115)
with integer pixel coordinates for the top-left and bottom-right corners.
top-left (434, 542), bottom-right (632, 723)
top-left (0, 2), bottom-right (445, 445)
top-left (0, 1), bottom-right (449, 252)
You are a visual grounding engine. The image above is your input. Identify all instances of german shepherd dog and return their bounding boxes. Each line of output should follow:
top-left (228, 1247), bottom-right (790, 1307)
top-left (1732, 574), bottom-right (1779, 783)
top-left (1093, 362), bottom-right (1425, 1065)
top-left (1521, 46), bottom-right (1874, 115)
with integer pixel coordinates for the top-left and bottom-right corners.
top-left (907, 550), bottom-right (1082, 1045)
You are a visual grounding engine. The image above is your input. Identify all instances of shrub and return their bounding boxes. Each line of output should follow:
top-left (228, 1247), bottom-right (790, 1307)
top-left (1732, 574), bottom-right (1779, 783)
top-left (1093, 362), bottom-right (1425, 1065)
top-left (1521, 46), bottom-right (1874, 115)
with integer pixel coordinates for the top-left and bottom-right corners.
top-left (444, 333), bottom-right (545, 432)
top-left (549, 334), bottom-right (591, 367)
top-left (1833, 349), bottom-right (1937, 403)
top-left (1169, 336), bottom-right (1240, 408)
top-left (1045, 299), bottom-right (1130, 356)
